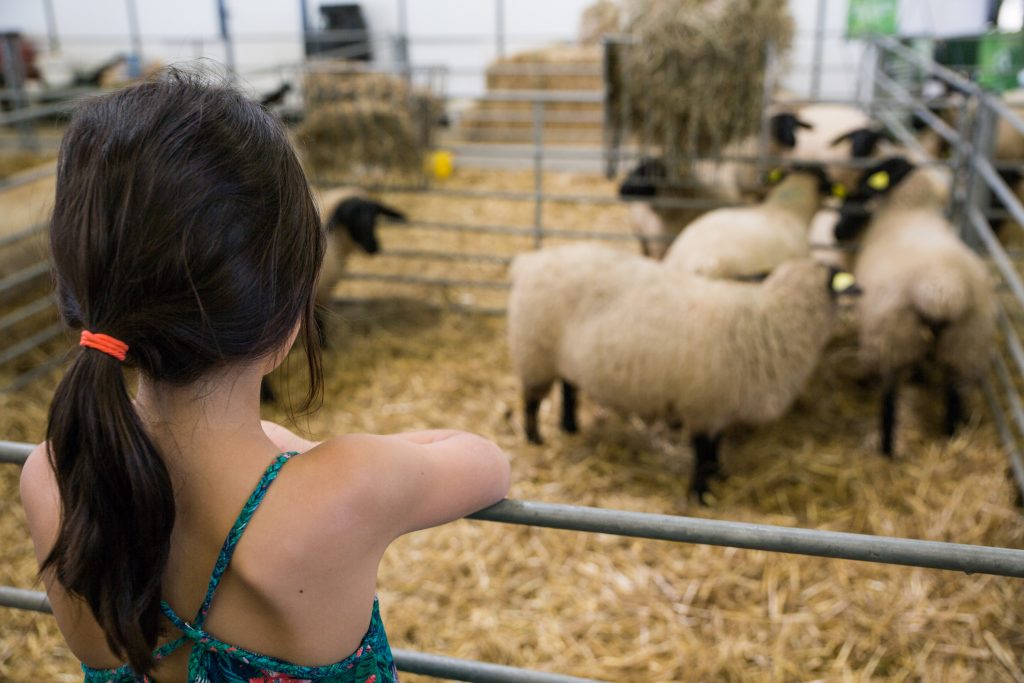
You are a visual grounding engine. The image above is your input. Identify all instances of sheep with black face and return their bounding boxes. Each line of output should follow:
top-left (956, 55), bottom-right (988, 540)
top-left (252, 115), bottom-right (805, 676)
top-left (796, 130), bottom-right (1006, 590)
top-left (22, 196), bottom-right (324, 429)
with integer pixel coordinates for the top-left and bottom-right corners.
top-left (834, 157), bottom-right (996, 457)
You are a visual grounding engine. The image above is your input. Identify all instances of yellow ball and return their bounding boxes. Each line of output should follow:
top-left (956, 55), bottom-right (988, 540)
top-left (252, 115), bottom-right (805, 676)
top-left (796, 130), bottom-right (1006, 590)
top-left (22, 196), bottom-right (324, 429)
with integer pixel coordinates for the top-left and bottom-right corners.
top-left (428, 150), bottom-right (454, 180)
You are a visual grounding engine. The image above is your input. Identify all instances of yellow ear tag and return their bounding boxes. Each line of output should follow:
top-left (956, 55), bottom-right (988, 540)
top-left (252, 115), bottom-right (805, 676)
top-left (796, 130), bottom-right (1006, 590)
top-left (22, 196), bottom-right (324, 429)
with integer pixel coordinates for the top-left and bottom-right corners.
top-left (767, 168), bottom-right (784, 183)
top-left (867, 170), bottom-right (890, 191)
top-left (832, 183), bottom-right (847, 199)
top-left (427, 150), bottom-right (454, 180)
top-left (831, 271), bottom-right (856, 292)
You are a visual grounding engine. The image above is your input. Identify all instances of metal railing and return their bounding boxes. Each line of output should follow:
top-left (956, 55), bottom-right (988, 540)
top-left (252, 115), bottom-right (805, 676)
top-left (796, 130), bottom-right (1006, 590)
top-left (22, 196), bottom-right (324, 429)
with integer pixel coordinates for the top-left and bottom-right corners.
top-left (1, 439), bottom-right (1022, 681)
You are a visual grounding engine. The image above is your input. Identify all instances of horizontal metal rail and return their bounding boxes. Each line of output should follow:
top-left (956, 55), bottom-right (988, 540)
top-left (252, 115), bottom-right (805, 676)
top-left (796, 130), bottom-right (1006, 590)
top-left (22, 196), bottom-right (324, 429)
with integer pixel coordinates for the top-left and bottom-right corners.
top-left (0, 166), bottom-right (56, 194)
top-left (0, 222), bottom-right (47, 250)
top-left (383, 248), bottom-right (513, 266)
top-left (0, 586), bottom-right (604, 683)
top-left (0, 295), bottom-right (55, 335)
top-left (0, 322), bottom-right (64, 367)
top-left (345, 272), bottom-right (510, 290)
top-left (0, 261), bottom-right (50, 298)
top-left (874, 36), bottom-right (982, 98)
top-left (0, 351), bottom-right (66, 394)
top-left (2, 440), bottom-right (1023, 577)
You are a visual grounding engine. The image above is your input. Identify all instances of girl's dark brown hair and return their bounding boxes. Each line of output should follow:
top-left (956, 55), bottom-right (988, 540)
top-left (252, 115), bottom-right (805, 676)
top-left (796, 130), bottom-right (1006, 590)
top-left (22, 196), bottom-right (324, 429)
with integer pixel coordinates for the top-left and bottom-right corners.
top-left (43, 68), bottom-right (324, 673)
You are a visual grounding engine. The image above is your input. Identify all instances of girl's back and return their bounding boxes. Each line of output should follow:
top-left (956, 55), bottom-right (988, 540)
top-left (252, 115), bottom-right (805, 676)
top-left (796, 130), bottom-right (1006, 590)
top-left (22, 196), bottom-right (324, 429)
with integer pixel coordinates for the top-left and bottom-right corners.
top-left (19, 70), bottom-right (509, 683)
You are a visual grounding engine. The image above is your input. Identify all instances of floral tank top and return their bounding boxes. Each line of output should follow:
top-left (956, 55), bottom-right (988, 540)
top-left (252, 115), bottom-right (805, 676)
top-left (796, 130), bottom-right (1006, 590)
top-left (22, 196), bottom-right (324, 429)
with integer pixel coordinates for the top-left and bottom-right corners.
top-left (81, 451), bottom-right (398, 683)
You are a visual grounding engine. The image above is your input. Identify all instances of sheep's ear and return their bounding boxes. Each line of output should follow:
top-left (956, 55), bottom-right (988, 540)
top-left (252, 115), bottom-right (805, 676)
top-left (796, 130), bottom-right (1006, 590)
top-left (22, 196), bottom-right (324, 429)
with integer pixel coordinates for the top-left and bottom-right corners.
top-left (769, 113), bottom-right (814, 149)
top-left (371, 201), bottom-right (406, 222)
top-left (831, 128), bottom-right (893, 158)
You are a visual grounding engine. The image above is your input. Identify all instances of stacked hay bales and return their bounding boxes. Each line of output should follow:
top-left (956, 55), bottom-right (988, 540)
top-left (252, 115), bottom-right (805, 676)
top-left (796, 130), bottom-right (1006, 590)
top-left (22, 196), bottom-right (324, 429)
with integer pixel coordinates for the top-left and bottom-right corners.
top-left (297, 64), bottom-right (444, 181)
top-left (457, 45), bottom-right (605, 145)
top-left (578, 0), bottom-right (621, 46)
top-left (612, 0), bottom-right (794, 164)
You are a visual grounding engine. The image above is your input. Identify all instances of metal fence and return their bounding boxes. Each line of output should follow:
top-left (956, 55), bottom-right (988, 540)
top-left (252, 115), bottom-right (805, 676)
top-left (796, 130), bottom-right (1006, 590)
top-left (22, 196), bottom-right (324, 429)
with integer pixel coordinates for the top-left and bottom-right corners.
top-left (3, 16), bottom-right (1024, 682)
top-left (1, 439), bottom-right (1023, 681)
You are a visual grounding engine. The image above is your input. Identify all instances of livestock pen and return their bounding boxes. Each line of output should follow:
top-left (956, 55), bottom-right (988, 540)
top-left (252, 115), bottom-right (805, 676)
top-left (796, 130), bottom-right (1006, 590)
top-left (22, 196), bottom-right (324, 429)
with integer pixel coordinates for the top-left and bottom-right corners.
top-left (2, 4), bottom-right (1024, 682)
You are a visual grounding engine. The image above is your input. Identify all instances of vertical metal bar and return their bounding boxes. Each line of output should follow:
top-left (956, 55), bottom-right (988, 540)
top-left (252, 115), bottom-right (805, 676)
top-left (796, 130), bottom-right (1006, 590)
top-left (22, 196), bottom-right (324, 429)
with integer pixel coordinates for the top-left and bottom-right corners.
top-left (964, 98), bottom-right (996, 250)
top-left (495, 0), bottom-right (506, 59)
top-left (810, 0), bottom-right (827, 99)
top-left (756, 43), bottom-right (776, 181)
top-left (299, 0), bottom-right (310, 58)
top-left (42, 0), bottom-right (60, 53)
top-left (216, 0), bottom-right (236, 81)
top-left (0, 34), bottom-right (36, 151)
top-left (948, 87), bottom-right (975, 224)
top-left (532, 100), bottom-right (544, 250)
top-left (602, 38), bottom-right (615, 178)
top-left (395, 0), bottom-right (410, 77)
top-left (125, 0), bottom-right (143, 78)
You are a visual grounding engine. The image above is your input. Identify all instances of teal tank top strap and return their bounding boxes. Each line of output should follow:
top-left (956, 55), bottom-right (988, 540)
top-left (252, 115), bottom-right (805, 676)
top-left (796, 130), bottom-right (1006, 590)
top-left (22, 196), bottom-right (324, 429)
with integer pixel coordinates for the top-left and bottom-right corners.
top-left (160, 450), bottom-right (302, 632)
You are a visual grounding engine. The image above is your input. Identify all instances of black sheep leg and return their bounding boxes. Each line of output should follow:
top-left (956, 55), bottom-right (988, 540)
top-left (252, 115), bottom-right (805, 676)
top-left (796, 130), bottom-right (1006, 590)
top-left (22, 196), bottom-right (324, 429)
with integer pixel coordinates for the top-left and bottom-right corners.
top-left (691, 433), bottom-right (722, 504)
top-left (561, 380), bottom-right (579, 434)
top-left (944, 376), bottom-right (964, 437)
top-left (523, 385), bottom-right (549, 445)
top-left (881, 378), bottom-right (898, 458)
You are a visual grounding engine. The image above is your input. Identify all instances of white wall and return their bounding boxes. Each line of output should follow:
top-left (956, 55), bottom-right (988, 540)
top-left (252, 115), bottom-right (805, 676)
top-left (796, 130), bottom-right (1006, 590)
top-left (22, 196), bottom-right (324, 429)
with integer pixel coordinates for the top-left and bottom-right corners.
top-left (0, 0), bottom-right (991, 98)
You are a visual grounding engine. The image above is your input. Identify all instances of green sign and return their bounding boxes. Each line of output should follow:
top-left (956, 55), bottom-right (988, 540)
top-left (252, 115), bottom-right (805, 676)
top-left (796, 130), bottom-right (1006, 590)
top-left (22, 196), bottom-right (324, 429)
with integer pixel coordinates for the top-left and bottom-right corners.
top-left (978, 31), bottom-right (1024, 92)
top-left (847, 0), bottom-right (898, 38)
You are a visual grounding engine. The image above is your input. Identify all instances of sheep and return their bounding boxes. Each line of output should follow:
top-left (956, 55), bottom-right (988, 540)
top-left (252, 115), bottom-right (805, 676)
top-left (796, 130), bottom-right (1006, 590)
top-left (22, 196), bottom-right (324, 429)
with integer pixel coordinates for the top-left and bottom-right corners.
top-left (507, 244), bottom-right (855, 501)
top-left (661, 165), bottom-right (834, 280)
top-left (259, 187), bottom-right (405, 403)
top-left (777, 103), bottom-right (892, 188)
top-left (833, 157), bottom-right (996, 457)
top-left (617, 114), bottom-right (807, 259)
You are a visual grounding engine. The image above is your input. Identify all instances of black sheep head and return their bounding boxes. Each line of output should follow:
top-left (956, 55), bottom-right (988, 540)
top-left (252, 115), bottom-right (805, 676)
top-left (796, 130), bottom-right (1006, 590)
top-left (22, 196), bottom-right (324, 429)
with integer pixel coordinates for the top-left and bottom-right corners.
top-left (619, 156), bottom-right (668, 198)
top-left (769, 113), bottom-right (814, 149)
top-left (330, 198), bottom-right (407, 254)
top-left (830, 127), bottom-right (895, 158)
top-left (834, 157), bottom-right (916, 242)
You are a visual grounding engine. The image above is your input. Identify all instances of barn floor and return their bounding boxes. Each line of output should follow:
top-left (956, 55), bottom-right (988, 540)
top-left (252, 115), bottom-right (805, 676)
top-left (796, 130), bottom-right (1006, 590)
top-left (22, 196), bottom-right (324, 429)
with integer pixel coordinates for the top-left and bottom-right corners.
top-left (1, 167), bottom-right (1023, 682)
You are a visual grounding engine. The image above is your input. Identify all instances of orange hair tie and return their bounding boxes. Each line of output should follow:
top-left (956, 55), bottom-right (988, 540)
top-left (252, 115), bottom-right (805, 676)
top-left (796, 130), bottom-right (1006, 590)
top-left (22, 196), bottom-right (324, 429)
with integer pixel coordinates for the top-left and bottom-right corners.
top-left (79, 330), bottom-right (129, 362)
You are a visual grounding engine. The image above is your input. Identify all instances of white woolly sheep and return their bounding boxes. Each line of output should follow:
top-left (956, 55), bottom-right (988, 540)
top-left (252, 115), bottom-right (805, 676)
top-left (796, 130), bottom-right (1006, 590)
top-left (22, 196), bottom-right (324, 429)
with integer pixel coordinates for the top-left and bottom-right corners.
top-left (834, 157), bottom-right (996, 456)
top-left (616, 115), bottom-right (804, 259)
top-left (662, 166), bottom-right (834, 279)
top-left (507, 244), bottom-right (853, 501)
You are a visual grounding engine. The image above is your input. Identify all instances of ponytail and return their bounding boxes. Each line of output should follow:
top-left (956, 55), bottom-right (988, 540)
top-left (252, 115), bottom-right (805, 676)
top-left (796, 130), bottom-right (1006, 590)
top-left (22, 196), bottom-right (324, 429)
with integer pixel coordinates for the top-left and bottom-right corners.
top-left (43, 347), bottom-right (174, 673)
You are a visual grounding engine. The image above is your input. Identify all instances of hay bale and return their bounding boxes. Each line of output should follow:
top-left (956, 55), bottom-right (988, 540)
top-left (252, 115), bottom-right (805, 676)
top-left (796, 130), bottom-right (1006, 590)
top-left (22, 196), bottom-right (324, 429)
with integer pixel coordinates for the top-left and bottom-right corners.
top-left (579, 0), bottom-right (621, 46)
top-left (303, 64), bottom-right (444, 147)
top-left (295, 100), bottom-right (424, 181)
top-left (615, 0), bottom-right (794, 159)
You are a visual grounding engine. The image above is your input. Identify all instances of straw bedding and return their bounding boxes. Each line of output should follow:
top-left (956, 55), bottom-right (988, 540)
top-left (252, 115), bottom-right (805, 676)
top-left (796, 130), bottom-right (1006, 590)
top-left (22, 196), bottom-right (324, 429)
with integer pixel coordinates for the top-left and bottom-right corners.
top-left (1, 169), bottom-right (1022, 682)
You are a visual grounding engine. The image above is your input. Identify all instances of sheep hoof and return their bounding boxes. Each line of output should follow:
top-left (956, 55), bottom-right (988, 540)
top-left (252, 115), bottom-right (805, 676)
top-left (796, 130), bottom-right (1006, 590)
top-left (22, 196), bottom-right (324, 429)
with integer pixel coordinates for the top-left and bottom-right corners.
top-left (526, 430), bottom-right (543, 445)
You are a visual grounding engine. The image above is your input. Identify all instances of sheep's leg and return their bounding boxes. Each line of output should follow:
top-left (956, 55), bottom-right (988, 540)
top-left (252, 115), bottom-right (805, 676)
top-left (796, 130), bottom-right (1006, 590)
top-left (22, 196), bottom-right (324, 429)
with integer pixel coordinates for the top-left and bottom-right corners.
top-left (260, 378), bottom-right (276, 404)
top-left (523, 384), bottom-right (550, 445)
top-left (639, 238), bottom-right (651, 258)
top-left (560, 380), bottom-right (579, 434)
top-left (944, 376), bottom-right (963, 437)
top-left (691, 433), bottom-right (722, 505)
top-left (881, 378), bottom-right (898, 458)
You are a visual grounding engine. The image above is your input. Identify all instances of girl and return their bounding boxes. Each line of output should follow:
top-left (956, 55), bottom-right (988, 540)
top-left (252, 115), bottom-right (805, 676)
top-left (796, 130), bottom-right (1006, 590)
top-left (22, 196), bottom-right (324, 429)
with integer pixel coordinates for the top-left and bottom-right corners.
top-left (18, 70), bottom-right (511, 682)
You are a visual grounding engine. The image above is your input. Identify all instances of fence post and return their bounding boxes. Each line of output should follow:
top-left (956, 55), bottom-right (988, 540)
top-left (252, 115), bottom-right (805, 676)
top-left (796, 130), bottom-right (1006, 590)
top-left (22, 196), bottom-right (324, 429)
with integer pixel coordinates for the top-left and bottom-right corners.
top-left (601, 37), bottom-right (620, 179)
top-left (962, 97), bottom-right (996, 251)
top-left (495, 0), bottom-right (506, 59)
top-left (532, 100), bottom-right (544, 250)
top-left (0, 33), bottom-right (37, 152)
top-left (810, 0), bottom-right (827, 99)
